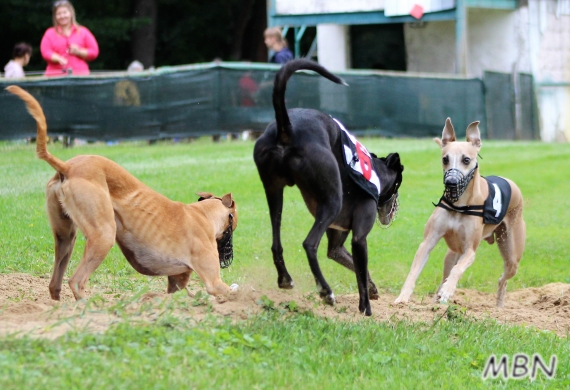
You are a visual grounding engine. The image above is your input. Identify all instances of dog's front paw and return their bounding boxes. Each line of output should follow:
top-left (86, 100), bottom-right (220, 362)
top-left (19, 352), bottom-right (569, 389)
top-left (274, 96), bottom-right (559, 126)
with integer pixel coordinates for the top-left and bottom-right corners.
top-left (393, 296), bottom-right (409, 305)
top-left (437, 290), bottom-right (452, 303)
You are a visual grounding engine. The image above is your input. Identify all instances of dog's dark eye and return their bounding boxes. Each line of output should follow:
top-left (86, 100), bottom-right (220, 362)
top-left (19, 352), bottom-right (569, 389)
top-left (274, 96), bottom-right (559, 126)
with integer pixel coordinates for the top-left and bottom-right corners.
top-left (442, 156), bottom-right (449, 165)
top-left (462, 157), bottom-right (471, 165)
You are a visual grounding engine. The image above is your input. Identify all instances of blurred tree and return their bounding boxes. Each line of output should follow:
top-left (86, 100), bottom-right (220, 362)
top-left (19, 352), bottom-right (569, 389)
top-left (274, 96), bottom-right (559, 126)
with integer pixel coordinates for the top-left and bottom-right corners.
top-left (132, 0), bottom-right (157, 68)
top-left (0, 0), bottom-right (266, 73)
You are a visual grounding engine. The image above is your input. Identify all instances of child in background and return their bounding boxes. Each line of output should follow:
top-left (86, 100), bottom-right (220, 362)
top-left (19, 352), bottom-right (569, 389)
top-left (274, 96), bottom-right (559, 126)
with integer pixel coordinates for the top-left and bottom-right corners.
top-left (4, 43), bottom-right (32, 78)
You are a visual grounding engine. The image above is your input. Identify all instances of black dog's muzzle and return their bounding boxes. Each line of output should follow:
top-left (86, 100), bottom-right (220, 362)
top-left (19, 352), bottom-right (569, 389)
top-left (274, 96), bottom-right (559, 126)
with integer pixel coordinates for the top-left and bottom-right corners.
top-left (217, 213), bottom-right (234, 269)
top-left (443, 163), bottom-right (478, 203)
top-left (377, 192), bottom-right (399, 228)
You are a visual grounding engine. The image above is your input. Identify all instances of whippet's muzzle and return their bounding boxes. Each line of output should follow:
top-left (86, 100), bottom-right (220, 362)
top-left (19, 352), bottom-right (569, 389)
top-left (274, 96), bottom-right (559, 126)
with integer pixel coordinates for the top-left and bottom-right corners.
top-left (217, 213), bottom-right (234, 269)
top-left (443, 164), bottom-right (478, 203)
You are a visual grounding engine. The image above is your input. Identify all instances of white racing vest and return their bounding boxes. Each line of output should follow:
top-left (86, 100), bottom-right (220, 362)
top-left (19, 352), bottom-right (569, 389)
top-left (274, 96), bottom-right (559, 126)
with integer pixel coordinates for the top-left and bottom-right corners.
top-left (334, 118), bottom-right (381, 203)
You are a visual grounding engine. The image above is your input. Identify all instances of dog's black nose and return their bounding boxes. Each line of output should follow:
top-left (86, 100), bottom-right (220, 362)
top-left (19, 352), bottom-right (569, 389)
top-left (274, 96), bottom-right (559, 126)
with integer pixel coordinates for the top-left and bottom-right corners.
top-left (445, 177), bottom-right (458, 186)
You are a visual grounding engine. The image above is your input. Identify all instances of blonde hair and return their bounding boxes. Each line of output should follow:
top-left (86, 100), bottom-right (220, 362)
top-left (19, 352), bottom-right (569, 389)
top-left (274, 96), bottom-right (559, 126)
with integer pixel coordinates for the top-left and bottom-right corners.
top-left (264, 27), bottom-right (285, 44)
top-left (52, 0), bottom-right (80, 30)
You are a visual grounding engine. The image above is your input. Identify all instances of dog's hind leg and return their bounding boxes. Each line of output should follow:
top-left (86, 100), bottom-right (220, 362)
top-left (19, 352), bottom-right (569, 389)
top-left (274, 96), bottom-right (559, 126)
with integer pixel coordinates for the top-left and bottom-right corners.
top-left (303, 200), bottom-right (342, 306)
top-left (496, 218), bottom-right (526, 308)
top-left (434, 249), bottom-right (460, 302)
top-left (167, 271), bottom-right (193, 294)
top-left (326, 229), bottom-right (379, 300)
top-left (46, 180), bottom-right (77, 300)
top-left (265, 185), bottom-right (295, 289)
top-left (62, 180), bottom-right (116, 300)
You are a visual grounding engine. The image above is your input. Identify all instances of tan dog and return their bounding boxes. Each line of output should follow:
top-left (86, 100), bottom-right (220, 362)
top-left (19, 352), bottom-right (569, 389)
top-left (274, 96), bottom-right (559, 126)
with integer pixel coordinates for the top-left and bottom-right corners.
top-left (395, 118), bottom-right (525, 307)
top-left (7, 86), bottom-right (238, 301)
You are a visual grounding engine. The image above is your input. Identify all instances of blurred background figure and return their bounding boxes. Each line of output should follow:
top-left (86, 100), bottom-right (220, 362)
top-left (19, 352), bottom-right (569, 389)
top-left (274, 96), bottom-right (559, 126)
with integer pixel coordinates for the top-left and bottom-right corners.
top-left (40, 0), bottom-right (99, 76)
top-left (264, 27), bottom-right (293, 64)
top-left (127, 60), bottom-right (144, 73)
top-left (4, 42), bottom-right (32, 78)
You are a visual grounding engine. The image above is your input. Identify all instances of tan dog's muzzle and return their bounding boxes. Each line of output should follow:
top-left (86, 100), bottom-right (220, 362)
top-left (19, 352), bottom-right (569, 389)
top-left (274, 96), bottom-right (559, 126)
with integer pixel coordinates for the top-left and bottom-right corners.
top-left (443, 164), bottom-right (478, 203)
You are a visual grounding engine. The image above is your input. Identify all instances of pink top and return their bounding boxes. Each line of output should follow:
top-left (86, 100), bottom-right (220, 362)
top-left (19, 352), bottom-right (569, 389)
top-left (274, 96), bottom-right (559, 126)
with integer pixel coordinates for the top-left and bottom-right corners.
top-left (40, 25), bottom-right (99, 76)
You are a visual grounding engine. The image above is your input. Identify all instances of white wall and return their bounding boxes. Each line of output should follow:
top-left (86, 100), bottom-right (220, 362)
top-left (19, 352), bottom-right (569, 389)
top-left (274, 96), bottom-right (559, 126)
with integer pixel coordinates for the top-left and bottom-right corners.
top-left (467, 8), bottom-right (531, 77)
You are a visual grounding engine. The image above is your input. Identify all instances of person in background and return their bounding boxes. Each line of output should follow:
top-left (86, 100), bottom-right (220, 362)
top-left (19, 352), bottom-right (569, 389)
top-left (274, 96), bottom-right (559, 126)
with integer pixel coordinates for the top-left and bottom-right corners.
top-left (40, 0), bottom-right (99, 76)
top-left (4, 43), bottom-right (32, 78)
top-left (264, 27), bottom-right (294, 64)
top-left (127, 60), bottom-right (144, 73)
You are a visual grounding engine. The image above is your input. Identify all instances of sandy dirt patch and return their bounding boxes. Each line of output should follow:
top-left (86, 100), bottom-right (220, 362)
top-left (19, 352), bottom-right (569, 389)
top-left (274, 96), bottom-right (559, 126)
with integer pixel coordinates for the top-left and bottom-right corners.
top-left (1, 273), bottom-right (569, 338)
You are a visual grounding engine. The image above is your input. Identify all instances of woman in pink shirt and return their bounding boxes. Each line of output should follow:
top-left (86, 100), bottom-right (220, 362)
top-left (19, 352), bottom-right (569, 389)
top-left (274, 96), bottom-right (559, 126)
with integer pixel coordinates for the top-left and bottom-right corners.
top-left (40, 0), bottom-right (99, 76)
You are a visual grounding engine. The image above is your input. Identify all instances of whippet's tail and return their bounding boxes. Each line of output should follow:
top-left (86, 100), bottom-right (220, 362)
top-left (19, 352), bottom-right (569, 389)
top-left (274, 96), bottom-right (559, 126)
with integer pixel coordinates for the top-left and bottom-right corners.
top-left (6, 86), bottom-right (69, 175)
top-left (272, 59), bottom-right (347, 145)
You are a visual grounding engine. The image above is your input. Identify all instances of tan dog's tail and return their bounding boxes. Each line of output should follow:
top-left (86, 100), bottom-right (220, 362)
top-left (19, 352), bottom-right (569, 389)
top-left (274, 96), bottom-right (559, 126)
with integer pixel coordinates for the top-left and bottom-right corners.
top-left (6, 86), bottom-right (69, 174)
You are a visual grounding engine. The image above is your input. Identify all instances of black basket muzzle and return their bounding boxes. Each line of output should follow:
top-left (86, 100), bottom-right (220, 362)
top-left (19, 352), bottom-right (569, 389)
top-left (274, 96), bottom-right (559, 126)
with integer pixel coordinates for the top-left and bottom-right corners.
top-left (443, 164), bottom-right (478, 203)
top-left (377, 192), bottom-right (399, 229)
top-left (217, 214), bottom-right (234, 269)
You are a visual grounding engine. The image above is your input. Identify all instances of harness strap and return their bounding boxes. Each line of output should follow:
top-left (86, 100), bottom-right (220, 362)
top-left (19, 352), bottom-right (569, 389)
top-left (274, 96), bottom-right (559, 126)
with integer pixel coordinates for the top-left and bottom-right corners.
top-left (433, 197), bottom-right (485, 218)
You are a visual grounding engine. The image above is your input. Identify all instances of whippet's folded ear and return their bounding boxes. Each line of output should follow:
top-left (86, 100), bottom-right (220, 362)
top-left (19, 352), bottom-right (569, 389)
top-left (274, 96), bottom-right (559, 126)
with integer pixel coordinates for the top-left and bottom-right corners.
top-left (466, 121), bottom-right (482, 149)
top-left (438, 117), bottom-right (456, 147)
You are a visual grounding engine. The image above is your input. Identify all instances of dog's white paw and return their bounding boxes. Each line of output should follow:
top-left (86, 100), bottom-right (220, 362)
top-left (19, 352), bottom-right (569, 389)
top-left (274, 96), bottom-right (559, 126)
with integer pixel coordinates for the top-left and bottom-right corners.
top-left (393, 296), bottom-right (408, 304)
top-left (230, 283), bottom-right (239, 292)
top-left (438, 291), bottom-right (452, 303)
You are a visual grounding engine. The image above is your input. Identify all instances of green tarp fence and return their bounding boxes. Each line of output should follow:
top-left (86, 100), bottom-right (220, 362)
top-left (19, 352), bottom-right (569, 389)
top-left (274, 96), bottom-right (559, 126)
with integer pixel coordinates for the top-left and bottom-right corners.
top-left (0, 62), bottom-right (538, 141)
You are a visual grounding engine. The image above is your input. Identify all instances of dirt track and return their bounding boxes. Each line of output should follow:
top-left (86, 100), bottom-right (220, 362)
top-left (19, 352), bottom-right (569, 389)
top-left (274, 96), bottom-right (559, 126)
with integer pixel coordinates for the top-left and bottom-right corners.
top-left (1, 273), bottom-right (569, 338)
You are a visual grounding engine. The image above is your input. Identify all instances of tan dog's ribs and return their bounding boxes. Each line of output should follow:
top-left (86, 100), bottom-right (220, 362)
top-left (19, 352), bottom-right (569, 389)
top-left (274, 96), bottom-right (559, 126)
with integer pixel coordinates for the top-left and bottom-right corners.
top-left (7, 85), bottom-right (238, 301)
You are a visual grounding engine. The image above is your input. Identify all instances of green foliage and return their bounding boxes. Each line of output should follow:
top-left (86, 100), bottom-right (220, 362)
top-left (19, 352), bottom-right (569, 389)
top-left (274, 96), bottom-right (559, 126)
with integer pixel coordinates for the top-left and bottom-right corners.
top-left (0, 0), bottom-right (265, 71)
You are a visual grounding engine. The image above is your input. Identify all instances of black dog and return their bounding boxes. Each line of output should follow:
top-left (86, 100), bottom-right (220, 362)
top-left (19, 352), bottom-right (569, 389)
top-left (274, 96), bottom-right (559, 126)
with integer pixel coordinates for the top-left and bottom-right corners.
top-left (253, 59), bottom-right (404, 315)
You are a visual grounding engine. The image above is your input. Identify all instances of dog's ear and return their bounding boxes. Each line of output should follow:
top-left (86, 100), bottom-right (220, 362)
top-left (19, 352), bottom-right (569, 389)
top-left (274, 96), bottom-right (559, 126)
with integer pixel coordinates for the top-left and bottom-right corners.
top-left (466, 121), bottom-right (482, 149)
top-left (433, 137), bottom-right (443, 148)
top-left (196, 192), bottom-right (214, 201)
top-left (385, 153), bottom-right (403, 172)
top-left (221, 193), bottom-right (234, 208)
top-left (441, 117), bottom-right (456, 147)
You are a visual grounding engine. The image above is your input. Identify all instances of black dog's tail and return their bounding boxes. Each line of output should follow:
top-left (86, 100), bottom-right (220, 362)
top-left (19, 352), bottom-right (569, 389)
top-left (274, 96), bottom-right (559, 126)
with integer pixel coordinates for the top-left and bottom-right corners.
top-left (273, 59), bottom-right (347, 144)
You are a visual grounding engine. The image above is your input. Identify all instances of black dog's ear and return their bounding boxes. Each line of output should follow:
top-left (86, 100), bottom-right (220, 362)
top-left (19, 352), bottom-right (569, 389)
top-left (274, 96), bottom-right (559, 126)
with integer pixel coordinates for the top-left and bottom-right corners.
top-left (370, 152), bottom-right (378, 159)
top-left (385, 153), bottom-right (403, 172)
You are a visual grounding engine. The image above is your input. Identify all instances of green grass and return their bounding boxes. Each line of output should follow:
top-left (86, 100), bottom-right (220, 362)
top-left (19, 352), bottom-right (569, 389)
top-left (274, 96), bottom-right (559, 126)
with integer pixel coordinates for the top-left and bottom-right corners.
top-left (0, 310), bottom-right (568, 389)
top-left (0, 137), bottom-right (569, 388)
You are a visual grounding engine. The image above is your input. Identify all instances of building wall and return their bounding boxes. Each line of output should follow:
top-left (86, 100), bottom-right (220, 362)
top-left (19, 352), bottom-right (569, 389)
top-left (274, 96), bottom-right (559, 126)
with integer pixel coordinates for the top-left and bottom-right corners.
top-left (467, 8), bottom-right (531, 77)
top-left (530, 0), bottom-right (570, 141)
top-left (404, 21), bottom-right (456, 74)
top-left (405, 1), bottom-right (569, 141)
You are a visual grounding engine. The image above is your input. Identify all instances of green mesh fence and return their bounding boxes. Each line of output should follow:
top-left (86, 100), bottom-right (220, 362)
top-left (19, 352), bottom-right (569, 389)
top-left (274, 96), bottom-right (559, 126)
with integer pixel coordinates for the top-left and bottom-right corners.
top-left (0, 62), bottom-right (537, 141)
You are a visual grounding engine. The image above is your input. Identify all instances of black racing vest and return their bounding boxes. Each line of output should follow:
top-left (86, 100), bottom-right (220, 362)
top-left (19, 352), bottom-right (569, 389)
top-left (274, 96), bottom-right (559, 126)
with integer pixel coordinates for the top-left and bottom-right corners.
top-left (334, 118), bottom-right (381, 203)
top-left (435, 175), bottom-right (511, 224)
top-left (482, 176), bottom-right (511, 224)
